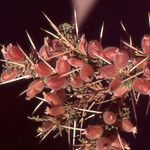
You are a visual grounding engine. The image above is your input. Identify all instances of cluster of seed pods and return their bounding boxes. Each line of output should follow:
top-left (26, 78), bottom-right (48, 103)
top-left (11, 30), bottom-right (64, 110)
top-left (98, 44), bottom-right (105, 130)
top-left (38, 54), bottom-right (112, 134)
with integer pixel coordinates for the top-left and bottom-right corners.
top-left (0, 26), bottom-right (150, 150)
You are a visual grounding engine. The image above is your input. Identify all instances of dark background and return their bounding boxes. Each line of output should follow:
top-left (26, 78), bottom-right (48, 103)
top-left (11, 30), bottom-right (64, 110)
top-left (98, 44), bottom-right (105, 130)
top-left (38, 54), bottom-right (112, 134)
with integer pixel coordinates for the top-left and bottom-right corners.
top-left (0, 0), bottom-right (150, 150)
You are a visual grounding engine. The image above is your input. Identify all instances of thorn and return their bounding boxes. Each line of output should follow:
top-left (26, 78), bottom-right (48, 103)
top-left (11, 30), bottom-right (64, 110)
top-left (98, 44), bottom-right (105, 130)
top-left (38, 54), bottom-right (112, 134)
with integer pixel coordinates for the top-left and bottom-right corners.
top-left (120, 21), bottom-right (129, 38)
top-left (32, 101), bottom-right (44, 114)
top-left (74, 6), bottom-right (79, 38)
top-left (117, 131), bottom-right (125, 150)
top-left (60, 68), bottom-right (80, 77)
top-left (61, 125), bottom-right (85, 131)
top-left (146, 95), bottom-right (150, 116)
top-left (73, 120), bottom-right (77, 148)
top-left (25, 30), bottom-right (36, 50)
top-left (94, 53), bottom-right (111, 64)
top-left (0, 59), bottom-right (25, 67)
top-left (17, 89), bottom-right (28, 97)
top-left (100, 22), bottom-right (104, 41)
top-left (122, 71), bottom-right (143, 83)
top-left (42, 12), bottom-right (74, 49)
top-left (35, 96), bottom-right (48, 103)
top-left (37, 52), bottom-right (56, 73)
top-left (131, 94), bottom-right (138, 123)
top-left (148, 12), bottom-right (150, 28)
top-left (47, 49), bottom-right (72, 60)
top-left (0, 75), bottom-right (31, 85)
top-left (73, 107), bottom-right (102, 114)
top-left (17, 44), bottom-right (34, 66)
top-left (121, 41), bottom-right (143, 54)
top-left (41, 28), bottom-right (59, 39)
top-left (130, 56), bottom-right (149, 73)
top-left (120, 21), bottom-right (127, 32)
top-left (129, 36), bottom-right (133, 46)
top-left (40, 125), bottom-right (56, 143)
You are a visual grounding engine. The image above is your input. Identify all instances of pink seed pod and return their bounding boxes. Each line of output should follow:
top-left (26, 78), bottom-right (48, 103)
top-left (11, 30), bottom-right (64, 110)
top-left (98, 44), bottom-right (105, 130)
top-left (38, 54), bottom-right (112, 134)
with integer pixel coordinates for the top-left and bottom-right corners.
top-left (109, 76), bottom-right (121, 92)
top-left (52, 39), bottom-right (62, 51)
top-left (88, 40), bottom-right (103, 58)
top-left (79, 63), bottom-right (94, 82)
top-left (68, 58), bottom-right (83, 68)
top-left (33, 61), bottom-right (53, 77)
top-left (132, 78), bottom-right (150, 95)
top-left (78, 35), bottom-right (88, 55)
top-left (98, 64), bottom-right (118, 79)
top-left (84, 125), bottom-right (104, 140)
top-left (43, 91), bottom-right (64, 106)
top-left (0, 68), bottom-right (20, 82)
top-left (95, 50), bottom-right (108, 61)
top-left (56, 89), bottom-right (67, 101)
top-left (119, 119), bottom-right (137, 134)
top-left (103, 47), bottom-right (118, 62)
top-left (108, 134), bottom-right (130, 150)
top-left (39, 37), bottom-right (54, 60)
top-left (70, 75), bottom-right (83, 88)
top-left (143, 63), bottom-right (150, 79)
top-left (114, 49), bottom-right (129, 69)
top-left (96, 137), bottom-right (111, 150)
top-left (103, 111), bottom-right (117, 125)
top-left (26, 79), bottom-right (44, 99)
top-left (141, 35), bottom-right (150, 54)
top-left (133, 57), bottom-right (148, 69)
top-left (55, 58), bottom-right (71, 75)
top-left (114, 85), bottom-right (130, 97)
top-left (1, 44), bottom-right (25, 62)
top-left (46, 75), bottom-right (66, 90)
top-left (45, 106), bottom-right (65, 117)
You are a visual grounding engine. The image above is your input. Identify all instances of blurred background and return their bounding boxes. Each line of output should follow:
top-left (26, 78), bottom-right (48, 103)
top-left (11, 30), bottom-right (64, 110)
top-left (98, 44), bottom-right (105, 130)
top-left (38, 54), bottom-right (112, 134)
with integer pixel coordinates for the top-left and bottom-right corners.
top-left (0, 0), bottom-right (150, 150)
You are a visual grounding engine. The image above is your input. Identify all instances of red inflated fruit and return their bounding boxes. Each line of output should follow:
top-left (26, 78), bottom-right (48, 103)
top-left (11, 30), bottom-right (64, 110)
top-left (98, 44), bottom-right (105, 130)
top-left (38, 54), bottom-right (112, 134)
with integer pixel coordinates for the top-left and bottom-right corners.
top-left (114, 49), bottom-right (129, 69)
top-left (103, 111), bottom-right (117, 125)
top-left (68, 58), bottom-right (83, 68)
top-left (1, 44), bottom-right (25, 62)
top-left (26, 79), bottom-right (44, 99)
top-left (46, 75), bottom-right (66, 90)
top-left (119, 119), bottom-right (137, 134)
top-left (108, 133), bottom-right (130, 150)
top-left (114, 85), bottom-right (130, 97)
top-left (109, 76), bottom-right (121, 92)
top-left (103, 47), bottom-right (118, 62)
top-left (55, 57), bottom-right (71, 75)
top-left (141, 35), bottom-right (150, 54)
top-left (88, 40), bottom-right (103, 58)
top-left (39, 37), bottom-right (53, 60)
top-left (85, 125), bottom-right (104, 140)
top-left (98, 64), bottom-right (118, 79)
top-left (96, 137), bottom-right (111, 150)
top-left (0, 68), bottom-right (20, 82)
top-left (78, 35), bottom-right (88, 55)
top-left (70, 75), bottom-right (83, 88)
top-left (43, 91), bottom-right (64, 106)
top-left (79, 63), bottom-right (94, 82)
top-left (132, 78), bottom-right (150, 95)
top-left (143, 63), bottom-right (150, 79)
top-left (45, 106), bottom-right (65, 117)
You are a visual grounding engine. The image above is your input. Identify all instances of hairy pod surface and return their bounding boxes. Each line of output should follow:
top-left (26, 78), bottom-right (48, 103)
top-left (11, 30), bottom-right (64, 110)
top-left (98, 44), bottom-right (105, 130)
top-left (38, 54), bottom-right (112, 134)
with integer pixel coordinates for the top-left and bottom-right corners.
top-left (34, 61), bottom-right (53, 77)
top-left (85, 125), bottom-right (104, 140)
top-left (2, 44), bottom-right (25, 62)
top-left (46, 75), bottom-right (66, 90)
top-left (79, 63), bottom-right (94, 82)
top-left (27, 79), bottom-right (44, 99)
top-left (0, 68), bottom-right (20, 82)
top-left (141, 35), bottom-right (150, 54)
top-left (132, 78), bottom-right (150, 95)
top-left (103, 111), bottom-right (117, 125)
